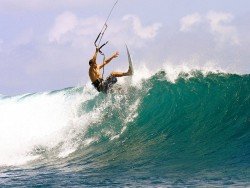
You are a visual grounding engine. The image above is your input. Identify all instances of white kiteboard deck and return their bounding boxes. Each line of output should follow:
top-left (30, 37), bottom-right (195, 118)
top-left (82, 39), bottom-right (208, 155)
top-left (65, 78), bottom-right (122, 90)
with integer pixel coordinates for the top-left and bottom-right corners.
top-left (109, 44), bottom-right (134, 93)
top-left (125, 44), bottom-right (134, 76)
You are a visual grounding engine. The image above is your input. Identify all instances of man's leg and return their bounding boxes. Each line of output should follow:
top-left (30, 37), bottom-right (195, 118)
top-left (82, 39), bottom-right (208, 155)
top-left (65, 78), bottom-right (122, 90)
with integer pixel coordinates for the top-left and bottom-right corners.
top-left (111, 66), bottom-right (133, 77)
top-left (111, 72), bottom-right (128, 77)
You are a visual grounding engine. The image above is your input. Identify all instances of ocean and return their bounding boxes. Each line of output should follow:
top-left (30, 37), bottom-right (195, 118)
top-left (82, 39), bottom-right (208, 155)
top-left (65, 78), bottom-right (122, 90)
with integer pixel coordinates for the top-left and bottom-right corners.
top-left (0, 69), bottom-right (249, 187)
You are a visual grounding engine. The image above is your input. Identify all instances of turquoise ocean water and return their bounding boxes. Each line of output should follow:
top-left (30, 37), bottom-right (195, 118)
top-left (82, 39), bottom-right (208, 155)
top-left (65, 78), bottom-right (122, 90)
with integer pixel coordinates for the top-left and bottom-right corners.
top-left (0, 70), bottom-right (249, 187)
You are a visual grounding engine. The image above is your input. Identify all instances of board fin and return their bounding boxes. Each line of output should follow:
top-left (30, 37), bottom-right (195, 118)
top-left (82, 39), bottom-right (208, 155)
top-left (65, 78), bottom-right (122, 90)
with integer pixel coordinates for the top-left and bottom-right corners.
top-left (125, 44), bottom-right (134, 76)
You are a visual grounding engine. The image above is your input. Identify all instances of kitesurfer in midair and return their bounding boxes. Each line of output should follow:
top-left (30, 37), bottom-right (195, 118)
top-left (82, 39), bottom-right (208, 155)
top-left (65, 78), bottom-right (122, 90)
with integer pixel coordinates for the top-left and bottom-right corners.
top-left (89, 47), bottom-right (132, 93)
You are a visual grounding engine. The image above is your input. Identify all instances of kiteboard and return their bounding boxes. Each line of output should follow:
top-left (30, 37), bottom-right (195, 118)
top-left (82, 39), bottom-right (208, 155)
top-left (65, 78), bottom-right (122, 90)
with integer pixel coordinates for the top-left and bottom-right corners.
top-left (125, 44), bottom-right (134, 76)
top-left (109, 44), bottom-right (134, 93)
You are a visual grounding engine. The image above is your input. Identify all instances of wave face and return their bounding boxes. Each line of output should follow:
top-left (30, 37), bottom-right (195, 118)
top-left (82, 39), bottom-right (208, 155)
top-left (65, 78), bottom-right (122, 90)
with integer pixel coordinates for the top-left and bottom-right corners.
top-left (0, 71), bottom-right (249, 187)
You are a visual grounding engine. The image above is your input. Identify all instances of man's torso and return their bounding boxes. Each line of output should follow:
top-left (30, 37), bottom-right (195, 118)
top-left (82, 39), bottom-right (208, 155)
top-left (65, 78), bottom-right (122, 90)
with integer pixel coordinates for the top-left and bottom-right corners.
top-left (89, 65), bottom-right (102, 83)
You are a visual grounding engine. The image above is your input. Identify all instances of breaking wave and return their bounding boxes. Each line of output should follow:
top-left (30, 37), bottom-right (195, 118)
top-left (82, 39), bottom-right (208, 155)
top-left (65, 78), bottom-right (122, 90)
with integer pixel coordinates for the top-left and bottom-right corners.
top-left (0, 68), bottom-right (249, 186)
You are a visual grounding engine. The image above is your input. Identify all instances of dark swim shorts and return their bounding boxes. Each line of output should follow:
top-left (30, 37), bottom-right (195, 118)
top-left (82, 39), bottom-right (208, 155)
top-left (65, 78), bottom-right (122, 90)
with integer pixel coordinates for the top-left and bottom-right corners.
top-left (92, 75), bottom-right (117, 93)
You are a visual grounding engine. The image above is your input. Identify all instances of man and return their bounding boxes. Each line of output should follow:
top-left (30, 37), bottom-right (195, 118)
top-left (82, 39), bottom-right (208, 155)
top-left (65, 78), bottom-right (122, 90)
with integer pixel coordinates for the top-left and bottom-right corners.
top-left (89, 48), bottom-right (132, 93)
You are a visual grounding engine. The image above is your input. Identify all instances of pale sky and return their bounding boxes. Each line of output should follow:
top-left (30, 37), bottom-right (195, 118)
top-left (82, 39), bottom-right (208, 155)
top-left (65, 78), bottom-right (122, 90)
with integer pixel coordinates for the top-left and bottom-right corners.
top-left (0, 0), bottom-right (250, 95)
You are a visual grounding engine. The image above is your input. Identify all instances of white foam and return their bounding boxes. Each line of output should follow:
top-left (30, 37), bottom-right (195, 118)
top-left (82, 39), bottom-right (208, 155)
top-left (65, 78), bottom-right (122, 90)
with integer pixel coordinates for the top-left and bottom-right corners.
top-left (131, 64), bottom-right (153, 86)
top-left (117, 58), bottom-right (230, 88)
top-left (0, 93), bottom-right (66, 165)
top-left (163, 59), bottom-right (227, 82)
top-left (117, 63), bottom-right (153, 89)
top-left (0, 85), bottom-right (99, 166)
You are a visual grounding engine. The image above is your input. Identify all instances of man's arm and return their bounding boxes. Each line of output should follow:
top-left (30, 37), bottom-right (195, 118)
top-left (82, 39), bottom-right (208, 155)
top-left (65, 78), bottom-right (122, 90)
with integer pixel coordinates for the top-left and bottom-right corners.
top-left (99, 51), bottom-right (119, 69)
top-left (91, 48), bottom-right (99, 63)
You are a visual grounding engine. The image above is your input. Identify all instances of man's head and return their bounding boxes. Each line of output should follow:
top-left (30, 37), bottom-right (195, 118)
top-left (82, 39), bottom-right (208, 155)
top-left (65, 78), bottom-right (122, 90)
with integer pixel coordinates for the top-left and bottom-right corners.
top-left (89, 59), bottom-right (93, 66)
top-left (89, 59), bottom-right (96, 66)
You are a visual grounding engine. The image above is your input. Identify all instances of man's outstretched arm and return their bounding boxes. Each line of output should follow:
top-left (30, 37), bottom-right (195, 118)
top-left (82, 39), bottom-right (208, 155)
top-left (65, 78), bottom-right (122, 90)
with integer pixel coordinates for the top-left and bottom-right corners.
top-left (91, 48), bottom-right (99, 63)
top-left (99, 51), bottom-right (119, 69)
